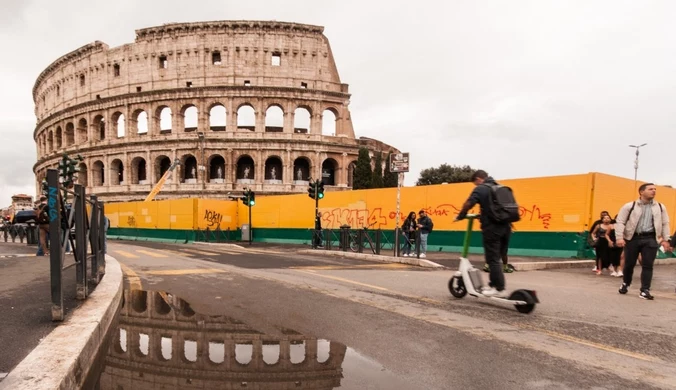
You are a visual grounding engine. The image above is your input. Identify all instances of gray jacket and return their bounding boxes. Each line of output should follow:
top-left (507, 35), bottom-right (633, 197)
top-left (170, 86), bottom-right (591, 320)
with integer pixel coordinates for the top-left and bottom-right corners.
top-left (615, 200), bottom-right (670, 243)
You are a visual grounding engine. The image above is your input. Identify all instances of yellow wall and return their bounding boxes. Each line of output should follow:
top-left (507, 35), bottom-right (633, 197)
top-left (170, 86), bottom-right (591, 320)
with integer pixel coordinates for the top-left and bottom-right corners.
top-left (592, 173), bottom-right (676, 225)
top-left (107, 172), bottom-right (674, 233)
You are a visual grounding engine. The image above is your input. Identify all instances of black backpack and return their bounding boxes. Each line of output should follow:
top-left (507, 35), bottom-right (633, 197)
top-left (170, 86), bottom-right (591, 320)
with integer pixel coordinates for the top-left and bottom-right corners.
top-left (37, 204), bottom-right (50, 225)
top-left (483, 183), bottom-right (521, 223)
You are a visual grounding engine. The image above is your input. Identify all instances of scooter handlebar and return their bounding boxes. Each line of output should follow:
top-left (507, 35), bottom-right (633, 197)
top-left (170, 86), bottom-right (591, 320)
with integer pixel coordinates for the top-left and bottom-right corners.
top-left (465, 214), bottom-right (480, 219)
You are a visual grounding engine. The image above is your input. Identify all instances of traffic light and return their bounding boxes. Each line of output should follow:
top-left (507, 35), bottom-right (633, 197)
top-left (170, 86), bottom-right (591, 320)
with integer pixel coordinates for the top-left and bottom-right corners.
top-left (58, 153), bottom-right (83, 188)
top-left (317, 181), bottom-right (325, 199)
top-left (307, 182), bottom-right (317, 199)
top-left (241, 189), bottom-right (255, 207)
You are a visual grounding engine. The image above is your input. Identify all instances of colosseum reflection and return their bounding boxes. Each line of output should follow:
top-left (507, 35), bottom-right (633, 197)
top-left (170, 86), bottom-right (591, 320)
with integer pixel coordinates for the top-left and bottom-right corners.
top-left (32, 20), bottom-right (399, 202)
top-left (90, 289), bottom-right (347, 389)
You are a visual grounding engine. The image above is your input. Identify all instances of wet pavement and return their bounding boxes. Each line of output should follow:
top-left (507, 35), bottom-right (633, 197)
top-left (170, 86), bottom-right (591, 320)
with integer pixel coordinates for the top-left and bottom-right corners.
top-left (85, 288), bottom-right (426, 390)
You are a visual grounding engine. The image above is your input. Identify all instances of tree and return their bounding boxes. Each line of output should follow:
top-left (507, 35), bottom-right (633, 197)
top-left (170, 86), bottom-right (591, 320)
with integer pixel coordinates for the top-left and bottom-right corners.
top-left (383, 151), bottom-right (398, 188)
top-left (353, 147), bottom-right (373, 190)
top-left (372, 152), bottom-right (384, 188)
top-left (416, 164), bottom-right (475, 186)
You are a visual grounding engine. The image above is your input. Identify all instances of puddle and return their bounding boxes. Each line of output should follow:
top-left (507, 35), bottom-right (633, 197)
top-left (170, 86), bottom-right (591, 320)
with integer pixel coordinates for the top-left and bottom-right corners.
top-left (85, 289), bottom-right (424, 389)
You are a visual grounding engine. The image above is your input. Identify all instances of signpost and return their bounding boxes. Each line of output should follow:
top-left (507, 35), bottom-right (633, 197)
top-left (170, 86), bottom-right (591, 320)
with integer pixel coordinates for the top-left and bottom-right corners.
top-left (389, 153), bottom-right (409, 257)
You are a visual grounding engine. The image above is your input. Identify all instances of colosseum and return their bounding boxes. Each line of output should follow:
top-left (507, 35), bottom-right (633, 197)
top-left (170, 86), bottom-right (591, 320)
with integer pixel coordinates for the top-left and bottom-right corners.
top-left (32, 20), bottom-right (399, 202)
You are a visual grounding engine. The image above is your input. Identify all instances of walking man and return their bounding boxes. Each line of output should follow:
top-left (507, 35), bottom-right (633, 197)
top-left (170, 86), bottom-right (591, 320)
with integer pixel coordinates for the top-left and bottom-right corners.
top-left (416, 209), bottom-right (433, 257)
top-left (615, 183), bottom-right (671, 300)
top-left (455, 170), bottom-right (520, 297)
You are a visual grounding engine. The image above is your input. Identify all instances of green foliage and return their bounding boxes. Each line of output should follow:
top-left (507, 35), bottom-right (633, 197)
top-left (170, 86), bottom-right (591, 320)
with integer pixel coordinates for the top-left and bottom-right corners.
top-left (372, 152), bottom-right (384, 188)
top-left (353, 147), bottom-right (373, 190)
top-left (383, 151), bottom-right (398, 188)
top-left (416, 164), bottom-right (475, 186)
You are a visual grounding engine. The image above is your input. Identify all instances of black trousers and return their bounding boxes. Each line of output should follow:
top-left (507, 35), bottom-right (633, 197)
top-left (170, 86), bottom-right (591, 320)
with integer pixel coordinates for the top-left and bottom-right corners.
top-left (482, 224), bottom-right (511, 291)
top-left (623, 235), bottom-right (658, 291)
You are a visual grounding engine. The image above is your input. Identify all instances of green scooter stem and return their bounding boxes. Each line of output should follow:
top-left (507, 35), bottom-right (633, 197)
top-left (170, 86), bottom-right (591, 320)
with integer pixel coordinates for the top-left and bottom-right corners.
top-left (461, 214), bottom-right (479, 258)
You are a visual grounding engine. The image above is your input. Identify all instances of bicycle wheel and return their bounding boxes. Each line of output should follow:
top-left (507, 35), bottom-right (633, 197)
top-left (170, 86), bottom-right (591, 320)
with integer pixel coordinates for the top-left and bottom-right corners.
top-left (349, 235), bottom-right (359, 252)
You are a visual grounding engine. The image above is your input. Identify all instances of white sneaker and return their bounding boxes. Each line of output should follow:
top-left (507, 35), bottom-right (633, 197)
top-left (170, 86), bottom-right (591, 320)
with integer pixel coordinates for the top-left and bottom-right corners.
top-left (402, 254), bottom-right (409, 257)
top-left (420, 253), bottom-right (426, 258)
top-left (592, 266), bottom-right (597, 272)
top-left (609, 265), bottom-right (615, 273)
top-left (611, 271), bottom-right (618, 277)
top-left (481, 287), bottom-right (509, 298)
top-left (617, 271), bottom-right (624, 277)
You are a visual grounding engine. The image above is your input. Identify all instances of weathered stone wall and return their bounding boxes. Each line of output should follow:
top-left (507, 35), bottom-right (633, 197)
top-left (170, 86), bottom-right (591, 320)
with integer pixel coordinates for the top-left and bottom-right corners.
top-left (32, 21), bottom-right (398, 202)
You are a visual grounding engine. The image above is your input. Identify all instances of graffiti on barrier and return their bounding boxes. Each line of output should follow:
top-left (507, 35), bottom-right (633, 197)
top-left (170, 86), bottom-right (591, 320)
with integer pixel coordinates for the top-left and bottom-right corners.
top-left (203, 209), bottom-right (223, 228)
top-left (320, 203), bottom-right (552, 230)
top-left (127, 215), bottom-right (137, 228)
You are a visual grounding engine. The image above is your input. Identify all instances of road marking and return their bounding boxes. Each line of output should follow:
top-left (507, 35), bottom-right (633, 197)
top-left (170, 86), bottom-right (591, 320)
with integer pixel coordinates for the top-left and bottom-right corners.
top-left (143, 268), bottom-right (228, 276)
top-left (181, 249), bottom-right (222, 256)
top-left (517, 324), bottom-right (658, 362)
top-left (0, 254), bottom-right (37, 258)
top-left (113, 250), bottom-right (140, 259)
top-left (159, 249), bottom-right (196, 257)
top-left (119, 262), bottom-right (142, 290)
top-left (291, 263), bottom-right (412, 270)
top-left (136, 249), bottom-right (169, 258)
top-left (293, 268), bottom-right (660, 362)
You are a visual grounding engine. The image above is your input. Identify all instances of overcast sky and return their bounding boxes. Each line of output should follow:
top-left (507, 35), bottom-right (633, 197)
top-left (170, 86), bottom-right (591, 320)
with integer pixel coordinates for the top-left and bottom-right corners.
top-left (1, 0), bottom-right (674, 206)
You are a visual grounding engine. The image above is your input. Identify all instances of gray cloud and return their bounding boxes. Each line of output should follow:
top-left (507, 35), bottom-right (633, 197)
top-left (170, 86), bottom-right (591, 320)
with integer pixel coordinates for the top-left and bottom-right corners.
top-left (1, 0), bottom-right (674, 206)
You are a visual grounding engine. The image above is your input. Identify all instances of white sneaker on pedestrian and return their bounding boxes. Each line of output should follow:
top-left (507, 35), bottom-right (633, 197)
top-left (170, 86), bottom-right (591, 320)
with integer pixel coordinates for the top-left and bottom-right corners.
top-left (617, 271), bottom-right (623, 277)
top-left (420, 253), bottom-right (426, 258)
top-left (592, 266), bottom-right (597, 272)
top-left (611, 271), bottom-right (618, 277)
top-left (481, 287), bottom-right (509, 298)
top-left (609, 265), bottom-right (615, 273)
top-left (402, 254), bottom-right (408, 257)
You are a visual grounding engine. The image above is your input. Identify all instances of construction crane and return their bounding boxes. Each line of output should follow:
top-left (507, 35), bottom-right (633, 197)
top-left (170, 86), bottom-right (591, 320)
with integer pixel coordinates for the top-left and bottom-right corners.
top-left (144, 158), bottom-right (180, 202)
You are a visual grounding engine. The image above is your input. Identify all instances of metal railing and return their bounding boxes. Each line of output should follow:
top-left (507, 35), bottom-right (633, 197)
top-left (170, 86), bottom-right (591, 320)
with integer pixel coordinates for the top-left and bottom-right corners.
top-left (310, 226), bottom-right (395, 255)
top-left (46, 168), bottom-right (107, 321)
top-left (194, 227), bottom-right (232, 243)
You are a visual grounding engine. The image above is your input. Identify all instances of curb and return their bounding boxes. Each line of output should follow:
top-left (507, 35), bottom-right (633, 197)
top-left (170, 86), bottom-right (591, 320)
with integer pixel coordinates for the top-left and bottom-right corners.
top-left (0, 255), bottom-right (123, 390)
top-left (197, 242), bottom-right (246, 249)
top-left (296, 249), bottom-right (445, 268)
top-left (510, 257), bottom-right (676, 271)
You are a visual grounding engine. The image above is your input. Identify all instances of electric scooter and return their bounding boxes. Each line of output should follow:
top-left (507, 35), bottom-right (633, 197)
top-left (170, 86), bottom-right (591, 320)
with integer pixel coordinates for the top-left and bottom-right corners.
top-left (447, 214), bottom-right (539, 314)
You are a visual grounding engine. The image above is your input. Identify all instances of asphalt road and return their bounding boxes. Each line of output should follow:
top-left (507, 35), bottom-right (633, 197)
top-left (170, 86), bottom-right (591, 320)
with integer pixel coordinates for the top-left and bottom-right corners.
top-left (98, 240), bottom-right (676, 389)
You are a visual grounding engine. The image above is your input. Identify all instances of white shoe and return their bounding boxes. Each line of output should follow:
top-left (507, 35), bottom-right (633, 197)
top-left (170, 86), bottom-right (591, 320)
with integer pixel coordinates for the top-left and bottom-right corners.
top-left (611, 271), bottom-right (618, 277)
top-left (481, 287), bottom-right (509, 298)
top-left (609, 265), bottom-right (615, 273)
top-left (420, 253), bottom-right (426, 258)
top-left (617, 271), bottom-right (623, 277)
top-left (592, 266), bottom-right (597, 272)
top-left (402, 254), bottom-right (408, 257)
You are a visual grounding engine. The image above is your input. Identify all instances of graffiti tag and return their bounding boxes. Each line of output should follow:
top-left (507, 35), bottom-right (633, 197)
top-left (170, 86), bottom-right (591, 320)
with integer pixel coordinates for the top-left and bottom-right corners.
top-left (203, 209), bottom-right (223, 228)
top-left (127, 216), bottom-right (136, 228)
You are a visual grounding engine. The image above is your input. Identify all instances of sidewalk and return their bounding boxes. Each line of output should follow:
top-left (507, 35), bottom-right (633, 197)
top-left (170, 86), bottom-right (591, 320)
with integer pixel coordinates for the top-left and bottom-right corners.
top-left (0, 243), bottom-right (78, 376)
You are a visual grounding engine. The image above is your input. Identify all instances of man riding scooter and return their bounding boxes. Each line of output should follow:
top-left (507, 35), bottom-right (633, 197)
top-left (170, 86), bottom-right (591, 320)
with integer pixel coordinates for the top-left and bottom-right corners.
top-left (455, 170), bottom-right (520, 298)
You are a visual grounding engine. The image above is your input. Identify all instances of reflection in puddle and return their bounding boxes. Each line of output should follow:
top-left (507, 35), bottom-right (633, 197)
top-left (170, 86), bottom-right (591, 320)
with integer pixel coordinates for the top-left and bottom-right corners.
top-left (90, 289), bottom-right (419, 389)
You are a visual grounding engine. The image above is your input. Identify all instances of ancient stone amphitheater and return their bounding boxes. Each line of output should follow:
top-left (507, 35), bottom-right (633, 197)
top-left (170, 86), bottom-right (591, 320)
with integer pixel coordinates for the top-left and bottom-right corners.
top-left (32, 20), bottom-right (399, 202)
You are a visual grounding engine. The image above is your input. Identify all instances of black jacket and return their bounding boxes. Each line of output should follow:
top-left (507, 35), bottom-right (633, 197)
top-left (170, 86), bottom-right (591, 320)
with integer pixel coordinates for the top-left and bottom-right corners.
top-left (418, 215), bottom-right (433, 234)
top-left (459, 177), bottom-right (510, 228)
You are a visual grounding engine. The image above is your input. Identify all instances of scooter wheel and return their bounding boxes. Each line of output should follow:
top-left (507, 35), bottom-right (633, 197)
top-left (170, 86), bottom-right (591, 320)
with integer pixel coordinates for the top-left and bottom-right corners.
top-left (448, 276), bottom-right (467, 298)
top-left (511, 290), bottom-right (536, 314)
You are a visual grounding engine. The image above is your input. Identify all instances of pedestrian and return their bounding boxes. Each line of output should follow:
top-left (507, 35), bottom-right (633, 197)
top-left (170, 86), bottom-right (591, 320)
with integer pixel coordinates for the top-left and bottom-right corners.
top-left (416, 209), bottom-right (433, 258)
top-left (36, 195), bottom-right (50, 256)
top-left (589, 211), bottom-right (610, 273)
top-left (615, 183), bottom-right (671, 300)
top-left (313, 211), bottom-right (323, 248)
top-left (590, 214), bottom-right (615, 275)
top-left (455, 169), bottom-right (520, 297)
top-left (401, 211), bottom-right (417, 257)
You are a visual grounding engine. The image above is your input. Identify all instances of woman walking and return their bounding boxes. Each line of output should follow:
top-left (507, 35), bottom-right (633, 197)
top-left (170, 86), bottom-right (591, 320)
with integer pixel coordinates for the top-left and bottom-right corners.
top-left (401, 211), bottom-right (417, 257)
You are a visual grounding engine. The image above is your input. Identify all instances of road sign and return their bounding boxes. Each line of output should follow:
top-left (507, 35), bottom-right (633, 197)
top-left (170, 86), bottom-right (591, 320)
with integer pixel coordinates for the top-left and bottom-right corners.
top-left (389, 152), bottom-right (410, 173)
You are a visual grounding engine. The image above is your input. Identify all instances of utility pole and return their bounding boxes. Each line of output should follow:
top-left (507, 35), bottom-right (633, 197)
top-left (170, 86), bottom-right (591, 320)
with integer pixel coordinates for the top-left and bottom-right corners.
top-left (629, 143), bottom-right (647, 192)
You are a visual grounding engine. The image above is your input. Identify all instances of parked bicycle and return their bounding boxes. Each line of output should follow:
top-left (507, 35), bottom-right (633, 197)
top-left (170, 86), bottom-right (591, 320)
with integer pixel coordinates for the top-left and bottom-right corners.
top-left (348, 221), bottom-right (378, 253)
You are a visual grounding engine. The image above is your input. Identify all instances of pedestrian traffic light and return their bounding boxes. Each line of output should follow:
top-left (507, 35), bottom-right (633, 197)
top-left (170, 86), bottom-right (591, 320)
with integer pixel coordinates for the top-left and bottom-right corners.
top-left (317, 181), bottom-right (325, 199)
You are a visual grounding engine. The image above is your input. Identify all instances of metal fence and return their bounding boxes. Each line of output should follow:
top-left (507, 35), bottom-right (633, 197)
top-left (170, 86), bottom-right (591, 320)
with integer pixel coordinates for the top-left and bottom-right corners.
top-left (194, 227), bottom-right (233, 243)
top-left (46, 168), bottom-right (107, 321)
top-left (311, 226), bottom-right (397, 255)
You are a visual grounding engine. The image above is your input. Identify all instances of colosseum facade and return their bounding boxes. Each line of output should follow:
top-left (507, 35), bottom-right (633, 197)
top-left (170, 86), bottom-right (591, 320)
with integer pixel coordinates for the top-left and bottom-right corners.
top-left (32, 20), bottom-right (399, 202)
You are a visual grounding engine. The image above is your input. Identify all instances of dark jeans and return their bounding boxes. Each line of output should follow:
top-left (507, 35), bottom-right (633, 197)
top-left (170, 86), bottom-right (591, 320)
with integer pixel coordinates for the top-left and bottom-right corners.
top-left (482, 224), bottom-right (511, 291)
top-left (623, 234), bottom-right (658, 290)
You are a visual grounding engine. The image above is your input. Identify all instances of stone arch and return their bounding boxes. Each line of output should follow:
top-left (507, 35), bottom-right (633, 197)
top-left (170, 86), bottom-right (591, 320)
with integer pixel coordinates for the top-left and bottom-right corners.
top-left (293, 157), bottom-right (311, 182)
top-left (181, 104), bottom-right (198, 132)
top-left (181, 154), bottom-right (198, 182)
top-left (92, 160), bottom-right (104, 186)
top-left (236, 155), bottom-right (255, 181)
top-left (64, 122), bottom-right (75, 146)
top-left (264, 156), bottom-right (283, 182)
top-left (131, 157), bottom-right (147, 185)
top-left (133, 109), bottom-right (148, 135)
top-left (347, 160), bottom-right (357, 188)
top-left (262, 343), bottom-right (280, 365)
top-left (154, 155), bottom-right (172, 182)
top-left (294, 107), bottom-right (311, 134)
top-left (237, 104), bottom-right (255, 131)
top-left (77, 118), bottom-right (88, 143)
top-left (208, 103), bottom-right (227, 131)
top-left (208, 154), bottom-right (225, 182)
top-left (156, 106), bottom-right (172, 134)
top-left (321, 108), bottom-right (338, 136)
top-left (111, 112), bottom-right (125, 138)
top-left (93, 115), bottom-right (106, 141)
top-left (110, 159), bottom-right (124, 185)
top-left (265, 104), bottom-right (284, 132)
top-left (55, 126), bottom-right (63, 149)
top-left (321, 158), bottom-right (339, 186)
top-left (47, 130), bottom-right (54, 153)
top-left (77, 162), bottom-right (87, 187)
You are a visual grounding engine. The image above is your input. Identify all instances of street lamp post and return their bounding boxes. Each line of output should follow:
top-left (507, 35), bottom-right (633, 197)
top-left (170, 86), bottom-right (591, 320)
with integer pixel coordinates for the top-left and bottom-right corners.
top-left (629, 143), bottom-right (647, 192)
